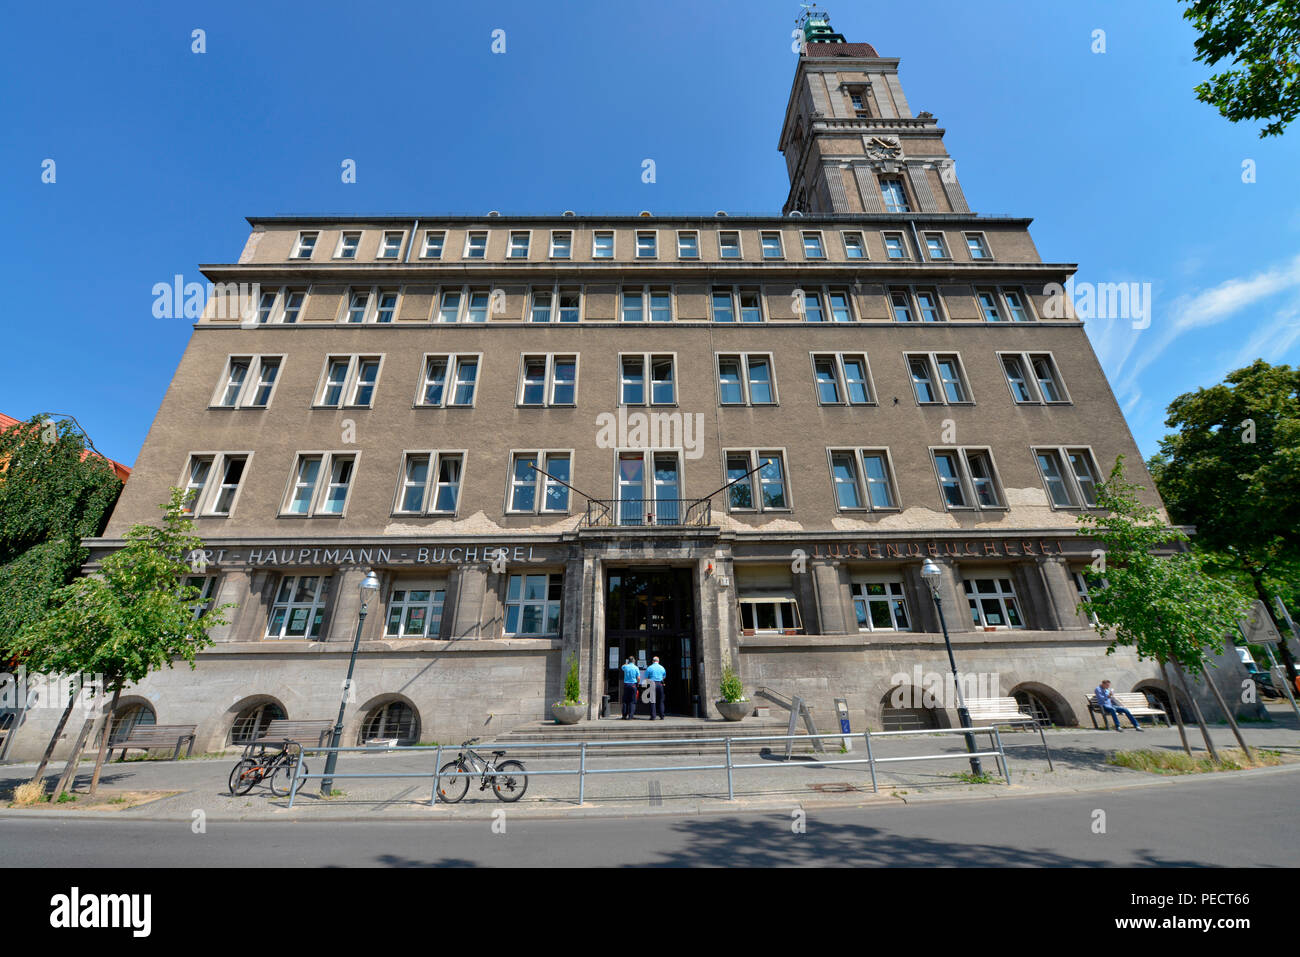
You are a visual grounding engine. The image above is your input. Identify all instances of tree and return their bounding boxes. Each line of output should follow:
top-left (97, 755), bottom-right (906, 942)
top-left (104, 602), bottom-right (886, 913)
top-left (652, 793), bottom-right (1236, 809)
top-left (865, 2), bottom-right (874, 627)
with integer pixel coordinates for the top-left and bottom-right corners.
top-left (1180, 0), bottom-right (1300, 137)
top-left (0, 414), bottom-right (123, 645)
top-left (12, 489), bottom-right (229, 795)
top-left (1147, 359), bottom-right (1300, 680)
top-left (1078, 457), bottom-right (1254, 759)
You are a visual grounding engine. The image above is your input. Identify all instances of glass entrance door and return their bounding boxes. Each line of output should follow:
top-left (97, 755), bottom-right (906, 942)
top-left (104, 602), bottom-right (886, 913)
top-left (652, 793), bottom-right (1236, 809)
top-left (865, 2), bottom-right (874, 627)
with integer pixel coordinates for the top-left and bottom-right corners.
top-left (605, 567), bottom-right (697, 715)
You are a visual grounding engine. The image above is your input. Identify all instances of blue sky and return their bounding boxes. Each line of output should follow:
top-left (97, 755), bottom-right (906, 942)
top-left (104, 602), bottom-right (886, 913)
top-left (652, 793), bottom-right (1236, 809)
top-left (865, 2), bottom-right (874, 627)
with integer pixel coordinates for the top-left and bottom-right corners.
top-left (3, 0), bottom-right (1298, 466)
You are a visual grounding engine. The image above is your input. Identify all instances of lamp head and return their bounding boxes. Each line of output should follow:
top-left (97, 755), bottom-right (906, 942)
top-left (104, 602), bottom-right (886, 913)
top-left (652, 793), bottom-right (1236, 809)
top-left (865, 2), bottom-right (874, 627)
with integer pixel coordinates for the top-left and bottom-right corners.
top-left (920, 558), bottom-right (941, 581)
top-left (359, 569), bottom-right (381, 602)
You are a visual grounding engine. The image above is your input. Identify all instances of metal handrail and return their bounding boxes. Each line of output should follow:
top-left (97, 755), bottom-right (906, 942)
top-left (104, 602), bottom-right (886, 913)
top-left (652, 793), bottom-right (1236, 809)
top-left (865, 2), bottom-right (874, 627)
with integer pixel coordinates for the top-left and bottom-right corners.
top-left (581, 498), bottom-right (712, 528)
top-left (282, 726), bottom-right (1011, 807)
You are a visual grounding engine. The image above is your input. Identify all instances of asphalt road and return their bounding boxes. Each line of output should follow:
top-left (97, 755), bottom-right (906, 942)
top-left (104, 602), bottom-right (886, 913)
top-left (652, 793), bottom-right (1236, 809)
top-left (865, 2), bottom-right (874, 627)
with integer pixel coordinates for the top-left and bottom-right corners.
top-left (3, 769), bottom-right (1295, 867)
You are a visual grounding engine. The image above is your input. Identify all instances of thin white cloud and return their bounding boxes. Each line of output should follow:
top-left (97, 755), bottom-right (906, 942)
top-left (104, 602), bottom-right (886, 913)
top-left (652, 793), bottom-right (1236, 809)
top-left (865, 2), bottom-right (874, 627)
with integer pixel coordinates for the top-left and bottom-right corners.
top-left (1228, 302), bottom-right (1300, 370)
top-left (1117, 253), bottom-right (1300, 397)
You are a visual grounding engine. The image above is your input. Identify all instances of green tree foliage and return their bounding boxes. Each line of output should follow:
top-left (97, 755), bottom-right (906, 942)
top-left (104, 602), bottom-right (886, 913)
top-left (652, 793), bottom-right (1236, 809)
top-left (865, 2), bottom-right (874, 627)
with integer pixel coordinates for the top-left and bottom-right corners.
top-left (13, 488), bottom-right (230, 792)
top-left (0, 415), bottom-right (123, 649)
top-left (1181, 0), bottom-right (1300, 137)
top-left (1077, 457), bottom-right (1252, 676)
top-left (1147, 360), bottom-right (1300, 610)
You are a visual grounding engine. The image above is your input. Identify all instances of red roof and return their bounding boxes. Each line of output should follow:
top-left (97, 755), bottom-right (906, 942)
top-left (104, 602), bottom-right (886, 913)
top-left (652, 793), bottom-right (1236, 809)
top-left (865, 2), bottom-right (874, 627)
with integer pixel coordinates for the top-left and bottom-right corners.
top-left (0, 412), bottom-right (131, 482)
top-left (803, 42), bottom-right (880, 58)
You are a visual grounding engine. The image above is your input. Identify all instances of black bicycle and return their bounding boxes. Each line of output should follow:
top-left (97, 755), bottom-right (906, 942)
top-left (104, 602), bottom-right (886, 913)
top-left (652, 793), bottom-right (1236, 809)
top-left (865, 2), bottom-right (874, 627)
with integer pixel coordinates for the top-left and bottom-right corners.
top-left (437, 738), bottom-right (528, 803)
top-left (228, 740), bottom-right (307, 797)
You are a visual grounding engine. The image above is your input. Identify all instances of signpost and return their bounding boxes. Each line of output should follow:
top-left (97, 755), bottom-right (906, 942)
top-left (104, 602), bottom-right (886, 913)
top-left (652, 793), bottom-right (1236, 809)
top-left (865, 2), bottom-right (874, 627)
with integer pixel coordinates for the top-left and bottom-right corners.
top-left (834, 697), bottom-right (852, 751)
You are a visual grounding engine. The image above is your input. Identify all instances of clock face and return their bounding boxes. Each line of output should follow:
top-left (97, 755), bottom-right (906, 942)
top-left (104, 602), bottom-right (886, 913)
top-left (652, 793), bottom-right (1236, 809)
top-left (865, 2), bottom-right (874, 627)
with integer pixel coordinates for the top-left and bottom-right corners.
top-left (867, 136), bottom-right (902, 159)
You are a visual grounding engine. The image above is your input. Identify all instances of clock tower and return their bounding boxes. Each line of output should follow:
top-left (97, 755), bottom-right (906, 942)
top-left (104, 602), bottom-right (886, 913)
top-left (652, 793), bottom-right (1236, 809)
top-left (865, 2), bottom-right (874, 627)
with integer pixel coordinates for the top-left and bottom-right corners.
top-left (779, 10), bottom-right (972, 216)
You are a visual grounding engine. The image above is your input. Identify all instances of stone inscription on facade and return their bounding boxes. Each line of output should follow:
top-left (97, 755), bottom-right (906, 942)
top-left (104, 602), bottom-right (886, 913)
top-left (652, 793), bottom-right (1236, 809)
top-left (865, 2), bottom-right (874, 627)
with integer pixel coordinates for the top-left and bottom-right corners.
top-left (809, 539), bottom-right (1068, 560)
top-left (189, 545), bottom-right (544, 568)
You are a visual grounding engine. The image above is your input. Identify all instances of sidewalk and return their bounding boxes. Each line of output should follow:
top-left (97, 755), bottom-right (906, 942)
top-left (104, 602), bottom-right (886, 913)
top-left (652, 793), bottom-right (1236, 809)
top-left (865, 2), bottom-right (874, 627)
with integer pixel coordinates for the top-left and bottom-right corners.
top-left (3, 710), bottom-right (1297, 823)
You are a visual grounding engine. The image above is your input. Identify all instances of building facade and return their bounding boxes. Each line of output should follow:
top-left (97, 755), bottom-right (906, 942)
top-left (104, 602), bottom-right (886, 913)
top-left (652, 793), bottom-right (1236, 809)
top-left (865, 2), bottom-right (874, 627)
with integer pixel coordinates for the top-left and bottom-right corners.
top-left (10, 17), bottom-right (1239, 759)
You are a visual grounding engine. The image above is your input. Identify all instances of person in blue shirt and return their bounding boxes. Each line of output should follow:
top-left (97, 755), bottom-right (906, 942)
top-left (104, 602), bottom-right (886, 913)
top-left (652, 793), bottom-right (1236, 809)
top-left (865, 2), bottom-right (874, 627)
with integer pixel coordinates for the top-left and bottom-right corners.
top-left (1095, 679), bottom-right (1142, 732)
top-left (646, 657), bottom-right (667, 720)
top-left (620, 657), bottom-right (641, 719)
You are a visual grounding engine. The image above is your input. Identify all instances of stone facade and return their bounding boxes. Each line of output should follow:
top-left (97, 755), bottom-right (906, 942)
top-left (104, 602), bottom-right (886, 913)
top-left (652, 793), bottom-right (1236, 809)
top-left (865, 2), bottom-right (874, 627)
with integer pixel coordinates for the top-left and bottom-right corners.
top-left (4, 25), bottom-right (1263, 763)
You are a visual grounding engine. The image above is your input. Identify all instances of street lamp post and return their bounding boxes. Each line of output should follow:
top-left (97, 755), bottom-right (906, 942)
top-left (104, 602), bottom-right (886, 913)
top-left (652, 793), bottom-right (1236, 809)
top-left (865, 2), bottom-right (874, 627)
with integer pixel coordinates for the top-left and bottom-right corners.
top-left (320, 569), bottom-right (381, 796)
top-left (919, 559), bottom-right (983, 776)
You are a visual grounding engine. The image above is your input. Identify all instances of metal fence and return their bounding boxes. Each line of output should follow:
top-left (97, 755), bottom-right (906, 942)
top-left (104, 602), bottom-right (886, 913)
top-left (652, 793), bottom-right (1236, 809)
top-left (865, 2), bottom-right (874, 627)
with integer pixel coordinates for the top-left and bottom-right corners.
top-left (582, 498), bottom-right (712, 528)
top-left (283, 726), bottom-right (1010, 808)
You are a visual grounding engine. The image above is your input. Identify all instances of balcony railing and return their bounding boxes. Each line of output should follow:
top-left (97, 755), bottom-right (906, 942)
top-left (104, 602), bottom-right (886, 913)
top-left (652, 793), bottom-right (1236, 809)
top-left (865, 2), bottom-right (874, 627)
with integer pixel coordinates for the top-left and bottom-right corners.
top-left (582, 498), bottom-right (712, 528)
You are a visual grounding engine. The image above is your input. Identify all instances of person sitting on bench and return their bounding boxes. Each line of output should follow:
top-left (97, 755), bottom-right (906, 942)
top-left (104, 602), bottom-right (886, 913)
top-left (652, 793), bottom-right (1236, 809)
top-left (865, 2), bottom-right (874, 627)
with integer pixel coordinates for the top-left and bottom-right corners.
top-left (1095, 679), bottom-right (1143, 732)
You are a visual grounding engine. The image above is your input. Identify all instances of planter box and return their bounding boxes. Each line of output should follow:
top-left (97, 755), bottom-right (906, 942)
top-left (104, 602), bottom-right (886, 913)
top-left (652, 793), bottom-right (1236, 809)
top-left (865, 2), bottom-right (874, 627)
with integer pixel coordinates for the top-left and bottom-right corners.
top-left (716, 699), bottom-right (750, 722)
top-left (551, 703), bottom-right (584, 725)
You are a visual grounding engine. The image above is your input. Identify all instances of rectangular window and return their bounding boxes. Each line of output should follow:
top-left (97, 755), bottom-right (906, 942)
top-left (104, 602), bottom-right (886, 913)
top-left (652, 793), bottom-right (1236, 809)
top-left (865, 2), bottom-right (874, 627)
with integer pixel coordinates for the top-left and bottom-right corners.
top-left (508, 231), bottom-right (530, 258)
top-left (890, 289), bottom-right (914, 323)
top-left (964, 578), bottom-right (1023, 629)
top-left (422, 230), bottom-right (445, 259)
top-left (214, 356), bottom-right (281, 409)
top-left (880, 178), bottom-right (910, 213)
top-left (518, 354), bottom-right (577, 407)
top-left (375, 289), bottom-right (398, 324)
top-left (848, 88), bottom-right (870, 118)
top-left (924, 232), bottom-right (949, 260)
top-left (802, 231), bottom-right (825, 259)
top-left (549, 231), bottom-right (572, 258)
top-left (592, 231), bottom-right (614, 258)
top-left (717, 354), bottom-right (776, 406)
top-left (933, 448), bottom-right (1003, 510)
top-left (281, 290), bottom-right (305, 324)
top-left (828, 289), bottom-right (852, 323)
top-left (1068, 449), bottom-right (1100, 506)
top-left (1073, 570), bottom-right (1101, 626)
top-left (336, 232), bottom-right (361, 259)
top-left (395, 451), bottom-right (463, 515)
top-left (965, 233), bottom-right (991, 259)
top-left (184, 574), bottom-right (219, 620)
top-left (1036, 449), bottom-right (1075, 507)
top-left (635, 231), bottom-right (657, 258)
top-left (292, 232), bottom-right (317, 259)
top-left (853, 581), bottom-right (911, 631)
top-left (378, 231), bottom-right (403, 259)
top-left (883, 232), bottom-right (908, 260)
top-left (1002, 355), bottom-right (1035, 403)
top-left (464, 231), bottom-right (488, 259)
top-left (181, 455), bottom-right (213, 515)
top-left (558, 287), bottom-right (580, 323)
top-left (914, 288), bottom-right (943, 323)
top-left (738, 597), bottom-right (803, 634)
top-left (1035, 447), bottom-right (1100, 508)
top-left (466, 289), bottom-right (490, 323)
top-left (530, 289), bottom-right (552, 323)
top-left (504, 573), bottom-right (563, 638)
top-left (1032, 354), bottom-right (1065, 402)
top-left (385, 583), bottom-right (446, 638)
top-left (620, 354), bottom-right (673, 405)
top-left (907, 353), bottom-right (970, 405)
top-left (842, 231), bottom-right (866, 259)
top-left (803, 290), bottom-right (824, 323)
top-left (649, 288), bottom-right (672, 323)
top-left (437, 289), bottom-right (462, 323)
top-left (210, 455), bottom-right (246, 515)
top-left (711, 288), bottom-right (735, 324)
top-left (723, 450), bottom-right (788, 512)
top-left (346, 288), bottom-right (371, 323)
top-left (761, 232), bottom-right (784, 259)
top-left (830, 449), bottom-right (897, 510)
top-left (812, 353), bottom-right (873, 406)
top-left (316, 356), bottom-right (381, 408)
top-left (719, 231), bottom-right (741, 258)
top-left (976, 288), bottom-right (1004, 322)
top-left (677, 231), bottom-right (699, 258)
top-left (284, 452), bottom-right (355, 516)
top-left (266, 575), bottom-right (332, 639)
top-left (1003, 288), bottom-right (1031, 322)
top-left (417, 354), bottom-right (478, 407)
top-left (621, 288), bottom-right (644, 323)
top-left (509, 452), bottom-right (571, 513)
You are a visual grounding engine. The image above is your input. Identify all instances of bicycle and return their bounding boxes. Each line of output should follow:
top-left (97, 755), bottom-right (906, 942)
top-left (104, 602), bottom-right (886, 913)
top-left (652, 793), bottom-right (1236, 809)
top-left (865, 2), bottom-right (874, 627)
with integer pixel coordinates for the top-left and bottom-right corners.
top-left (227, 740), bottom-right (308, 797)
top-left (436, 738), bottom-right (528, 803)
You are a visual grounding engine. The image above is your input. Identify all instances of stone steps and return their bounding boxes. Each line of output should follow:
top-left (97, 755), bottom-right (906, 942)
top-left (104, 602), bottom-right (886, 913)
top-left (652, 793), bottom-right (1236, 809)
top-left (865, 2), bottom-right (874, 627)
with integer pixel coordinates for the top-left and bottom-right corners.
top-left (498, 717), bottom-right (831, 757)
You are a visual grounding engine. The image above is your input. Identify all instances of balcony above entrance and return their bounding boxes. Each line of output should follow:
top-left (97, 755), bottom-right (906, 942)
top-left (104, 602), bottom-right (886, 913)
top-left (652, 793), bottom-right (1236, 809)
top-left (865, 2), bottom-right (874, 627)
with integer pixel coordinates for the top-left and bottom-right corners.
top-left (582, 498), bottom-right (713, 528)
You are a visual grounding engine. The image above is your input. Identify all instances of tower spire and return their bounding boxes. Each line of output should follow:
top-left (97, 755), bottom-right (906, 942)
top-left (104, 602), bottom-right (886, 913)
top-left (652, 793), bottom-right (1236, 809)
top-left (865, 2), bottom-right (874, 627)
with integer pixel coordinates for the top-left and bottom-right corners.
top-left (796, 4), bottom-right (846, 47)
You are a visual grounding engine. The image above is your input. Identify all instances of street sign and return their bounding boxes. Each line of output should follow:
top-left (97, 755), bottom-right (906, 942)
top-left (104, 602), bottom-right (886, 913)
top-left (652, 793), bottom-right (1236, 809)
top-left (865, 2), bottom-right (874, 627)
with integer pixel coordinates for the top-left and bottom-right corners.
top-left (1241, 600), bottom-right (1283, 645)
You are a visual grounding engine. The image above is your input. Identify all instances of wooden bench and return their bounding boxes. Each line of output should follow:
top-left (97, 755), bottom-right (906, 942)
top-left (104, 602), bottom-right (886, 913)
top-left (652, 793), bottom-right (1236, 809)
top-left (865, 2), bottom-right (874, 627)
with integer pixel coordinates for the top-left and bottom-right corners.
top-left (1085, 692), bottom-right (1169, 729)
top-left (111, 724), bottom-right (197, 762)
top-left (966, 697), bottom-right (1054, 771)
top-left (255, 719), bottom-right (333, 748)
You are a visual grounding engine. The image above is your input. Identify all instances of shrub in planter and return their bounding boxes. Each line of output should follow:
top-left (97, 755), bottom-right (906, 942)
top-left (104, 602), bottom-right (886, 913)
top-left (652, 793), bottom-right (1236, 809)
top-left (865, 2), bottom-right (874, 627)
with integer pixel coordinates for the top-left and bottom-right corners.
top-left (552, 655), bottom-right (584, 724)
top-left (716, 665), bottom-right (749, 721)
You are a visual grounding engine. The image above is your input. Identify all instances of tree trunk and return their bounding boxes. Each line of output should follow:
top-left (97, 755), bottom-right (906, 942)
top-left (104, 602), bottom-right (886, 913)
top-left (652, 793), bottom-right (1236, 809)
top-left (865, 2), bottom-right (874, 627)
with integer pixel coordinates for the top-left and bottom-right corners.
top-left (28, 683), bottom-right (78, 785)
top-left (1202, 652), bottom-right (1257, 762)
top-left (1161, 657), bottom-right (1192, 756)
top-left (52, 716), bottom-right (97, 802)
top-left (1170, 656), bottom-right (1220, 763)
top-left (86, 684), bottom-right (121, 796)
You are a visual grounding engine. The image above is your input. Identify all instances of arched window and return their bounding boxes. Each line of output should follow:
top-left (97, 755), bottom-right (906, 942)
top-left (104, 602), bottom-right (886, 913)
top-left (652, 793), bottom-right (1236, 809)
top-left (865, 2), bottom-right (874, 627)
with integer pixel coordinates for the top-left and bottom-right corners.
top-left (230, 701), bottom-right (287, 745)
top-left (879, 687), bottom-right (942, 732)
top-left (359, 701), bottom-right (418, 745)
top-left (108, 702), bottom-right (156, 744)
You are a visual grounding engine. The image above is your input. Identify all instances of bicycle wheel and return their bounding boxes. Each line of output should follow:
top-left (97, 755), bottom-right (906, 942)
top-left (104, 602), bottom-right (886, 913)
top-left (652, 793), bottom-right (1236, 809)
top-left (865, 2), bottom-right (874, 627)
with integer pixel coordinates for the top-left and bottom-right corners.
top-left (270, 758), bottom-right (307, 797)
top-left (491, 760), bottom-right (528, 802)
top-left (229, 758), bottom-right (260, 796)
top-left (437, 761), bottom-right (469, 803)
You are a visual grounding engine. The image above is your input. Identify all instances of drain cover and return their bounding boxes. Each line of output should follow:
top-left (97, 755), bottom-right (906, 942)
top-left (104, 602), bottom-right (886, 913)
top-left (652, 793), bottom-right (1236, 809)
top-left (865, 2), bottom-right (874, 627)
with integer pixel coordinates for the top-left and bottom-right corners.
top-left (810, 782), bottom-right (860, 793)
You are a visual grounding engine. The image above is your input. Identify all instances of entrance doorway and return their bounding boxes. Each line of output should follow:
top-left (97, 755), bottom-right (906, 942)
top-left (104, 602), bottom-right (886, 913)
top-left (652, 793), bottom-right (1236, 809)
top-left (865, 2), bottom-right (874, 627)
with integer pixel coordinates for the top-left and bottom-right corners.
top-left (605, 567), bottom-right (698, 716)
